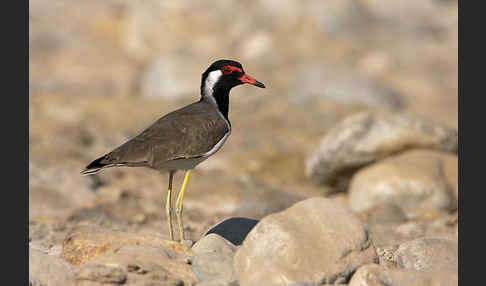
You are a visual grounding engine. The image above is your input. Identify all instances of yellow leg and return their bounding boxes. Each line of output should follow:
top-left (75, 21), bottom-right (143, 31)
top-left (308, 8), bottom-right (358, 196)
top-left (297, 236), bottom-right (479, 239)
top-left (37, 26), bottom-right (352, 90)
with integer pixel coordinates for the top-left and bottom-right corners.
top-left (175, 170), bottom-right (191, 241)
top-left (165, 171), bottom-right (175, 241)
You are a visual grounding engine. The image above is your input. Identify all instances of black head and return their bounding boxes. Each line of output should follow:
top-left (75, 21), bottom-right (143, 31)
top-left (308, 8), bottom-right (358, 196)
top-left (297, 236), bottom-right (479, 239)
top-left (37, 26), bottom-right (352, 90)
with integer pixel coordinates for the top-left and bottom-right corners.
top-left (200, 59), bottom-right (265, 120)
top-left (201, 59), bottom-right (265, 94)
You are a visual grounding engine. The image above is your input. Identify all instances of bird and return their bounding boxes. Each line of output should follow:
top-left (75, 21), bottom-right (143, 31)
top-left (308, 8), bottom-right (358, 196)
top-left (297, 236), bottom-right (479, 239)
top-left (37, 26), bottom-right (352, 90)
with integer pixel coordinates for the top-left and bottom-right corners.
top-left (81, 59), bottom-right (265, 242)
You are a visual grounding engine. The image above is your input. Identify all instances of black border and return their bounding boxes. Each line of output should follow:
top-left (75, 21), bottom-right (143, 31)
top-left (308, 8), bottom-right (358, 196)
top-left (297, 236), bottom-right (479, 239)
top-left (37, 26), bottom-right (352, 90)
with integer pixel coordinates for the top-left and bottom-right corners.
top-left (457, 0), bottom-right (462, 282)
top-left (23, 1), bottom-right (463, 285)
top-left (8, 0), bottom-right (29, 284)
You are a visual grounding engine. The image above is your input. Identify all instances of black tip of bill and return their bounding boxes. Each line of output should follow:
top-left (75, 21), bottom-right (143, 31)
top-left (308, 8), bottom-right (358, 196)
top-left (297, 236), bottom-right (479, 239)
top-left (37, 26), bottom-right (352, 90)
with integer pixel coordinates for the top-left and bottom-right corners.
top-left (254, 81), bottom-right (265, 88)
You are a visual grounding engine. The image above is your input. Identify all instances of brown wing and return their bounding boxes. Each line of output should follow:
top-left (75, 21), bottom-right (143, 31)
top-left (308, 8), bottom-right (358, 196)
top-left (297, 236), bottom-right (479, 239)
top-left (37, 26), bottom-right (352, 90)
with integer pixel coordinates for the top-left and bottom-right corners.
top-left (100, 101), bottom-right (229, 168)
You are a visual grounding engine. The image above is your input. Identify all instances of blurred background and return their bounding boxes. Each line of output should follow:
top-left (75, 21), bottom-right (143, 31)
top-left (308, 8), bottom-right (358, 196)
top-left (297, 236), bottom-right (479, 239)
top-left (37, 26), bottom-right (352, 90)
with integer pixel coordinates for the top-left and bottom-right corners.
top-left (29, 0), bottom-right (457, 241)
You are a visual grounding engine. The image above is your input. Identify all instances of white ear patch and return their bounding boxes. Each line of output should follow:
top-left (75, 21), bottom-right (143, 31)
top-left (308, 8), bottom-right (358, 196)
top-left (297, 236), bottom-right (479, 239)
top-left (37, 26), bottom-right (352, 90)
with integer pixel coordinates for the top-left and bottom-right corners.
top-left (204, 70), bottom-right (223, 98)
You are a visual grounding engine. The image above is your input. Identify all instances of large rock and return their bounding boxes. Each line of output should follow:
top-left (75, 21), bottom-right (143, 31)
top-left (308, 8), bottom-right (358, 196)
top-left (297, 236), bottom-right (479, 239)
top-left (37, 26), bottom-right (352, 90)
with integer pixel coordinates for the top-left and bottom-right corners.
top-left (359, 203), bottom-right (408, 226)
top-left (191, 234), bottom-right (237, 284)
top-left (305, 111), bottom-right (458, 191)
top-left (75, 263), bottom-right (127, 284)
top-left (61, 224), bottom-right (194, 265)
top-left (61, 224), bottom-right (197, 285)
top-left (349, 263), bottom-right (456, 286)
top-left (394, 237), bottom-right (458, 274)
top-left (350, 237), bottom-right (457, 286)
top-left (83, 244), bottom-right (194, 285)
top-left (358, 203), bottom-right (415, 248)
top-left (349, 149), bottom-right (457, 218)
top-left (369, 222), bottom-right (426, 250)
top-left (234, 197), bottom-right (377, 285)
top-left (29, 248), bottom-right (76, 286)
top-left (288, 63), bottom-right (404, 110)
top-left (359, 202), bottom-right (458, 248)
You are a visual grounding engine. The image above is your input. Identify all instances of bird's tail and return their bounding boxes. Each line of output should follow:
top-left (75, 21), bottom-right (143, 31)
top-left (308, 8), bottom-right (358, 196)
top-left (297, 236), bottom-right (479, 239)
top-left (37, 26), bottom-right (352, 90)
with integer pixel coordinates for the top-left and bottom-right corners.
top-left (81, 155), bottom-right (148, 175)
top-left (80, 155), bottom-right (110, 175)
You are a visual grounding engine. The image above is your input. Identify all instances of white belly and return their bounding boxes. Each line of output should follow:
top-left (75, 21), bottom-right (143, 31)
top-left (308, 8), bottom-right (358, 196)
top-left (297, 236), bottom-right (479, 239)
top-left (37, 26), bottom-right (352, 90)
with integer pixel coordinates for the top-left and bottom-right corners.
top-left (156, 156), bottom-right (209, 172)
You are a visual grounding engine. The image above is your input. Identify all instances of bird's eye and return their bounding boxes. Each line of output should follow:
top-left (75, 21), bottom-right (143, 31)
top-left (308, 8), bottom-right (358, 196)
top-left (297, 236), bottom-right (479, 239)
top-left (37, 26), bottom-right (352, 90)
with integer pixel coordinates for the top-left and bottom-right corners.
top-left (221, 66), bottom-right (233, 75)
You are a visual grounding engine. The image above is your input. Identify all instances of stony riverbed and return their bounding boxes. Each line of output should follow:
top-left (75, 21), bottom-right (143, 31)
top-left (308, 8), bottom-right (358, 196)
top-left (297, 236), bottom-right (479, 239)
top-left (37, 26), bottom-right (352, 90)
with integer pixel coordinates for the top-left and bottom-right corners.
top-left (29, 0), bottom-right (458, 285)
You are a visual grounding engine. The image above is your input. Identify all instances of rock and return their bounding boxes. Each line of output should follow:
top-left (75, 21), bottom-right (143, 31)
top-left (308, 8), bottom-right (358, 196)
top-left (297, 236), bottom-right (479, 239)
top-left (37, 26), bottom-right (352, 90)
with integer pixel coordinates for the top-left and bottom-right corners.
top-left (359, 203), bottom-right (408, 226)
top-left (349, 263), bottom-right (457, 286)
top-left (376, 245), bottom-right (399, 267)
top-left (349, 149), bottom-right (457, 218)
top-left (350, 238), bottom-right (458, 286)
top-left (423, 212), bottom-right (458, 241)
top-left (192, 234), bottom-right (237, 255)
top-left (61, 224), bottom-right (194, 266)
top-left (288, 63), bottom-right (404, 110)
top-left (234, 197), bottom-right (377, 285)
top-left (75, 263), bottom-right (127, 284)
top-left (29, 248), bottom-right (76, 286)
top-left (203, 217), bottom-right (259, 246)
top-left (306, 111), bottom-right (458, 191)
top-left (360, 203), bottom-right (457, 248)
top-left (29, 219), bottom-right (71, 259)
top-left (358, 203), bottom-right (419, 248)
top-left (395, 222), bottom-right (426, 238)
top-left (59, 224), bottom-right (197, 284)
top-left (231, 283), bottom-right (315, 286)
top-left (367, 222), bottom-right (426, 250)
top-left (88, 244), bottom-right (193, 285)
top-left (394, 237), bottom-right (458, 274)
top-left (29, 1), bottom-right (458, 285)
top-left (195, 281), bottom-right (234, 286)
top-left (348, 264), bottom-right (386, 286)
top-left (192, 234), bottom-right (237, 283)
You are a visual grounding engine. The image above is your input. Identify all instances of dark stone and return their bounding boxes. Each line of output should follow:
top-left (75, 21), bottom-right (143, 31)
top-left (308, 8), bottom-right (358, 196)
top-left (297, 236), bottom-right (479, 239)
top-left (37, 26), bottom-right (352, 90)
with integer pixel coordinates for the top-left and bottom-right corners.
top-left (203, 217), bottom-right (259, 246)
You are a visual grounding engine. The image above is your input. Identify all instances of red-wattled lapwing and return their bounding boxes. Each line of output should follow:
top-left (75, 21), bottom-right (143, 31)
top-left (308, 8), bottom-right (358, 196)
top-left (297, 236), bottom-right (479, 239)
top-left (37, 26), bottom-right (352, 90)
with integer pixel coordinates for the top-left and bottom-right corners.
top-left (81, 59), bottom-right (265, 241)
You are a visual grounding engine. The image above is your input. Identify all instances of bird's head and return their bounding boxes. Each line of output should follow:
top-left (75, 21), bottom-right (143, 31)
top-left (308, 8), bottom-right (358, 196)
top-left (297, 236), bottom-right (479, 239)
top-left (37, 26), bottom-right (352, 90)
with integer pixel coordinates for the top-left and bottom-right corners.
top-left (201, 59), bottom-right (265, 97)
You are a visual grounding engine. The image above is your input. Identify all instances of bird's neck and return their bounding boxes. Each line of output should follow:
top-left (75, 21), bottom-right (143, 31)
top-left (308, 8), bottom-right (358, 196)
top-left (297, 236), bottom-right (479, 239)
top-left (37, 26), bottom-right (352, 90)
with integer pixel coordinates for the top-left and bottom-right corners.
top-left (201, 78), bottom-right (230, 120)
